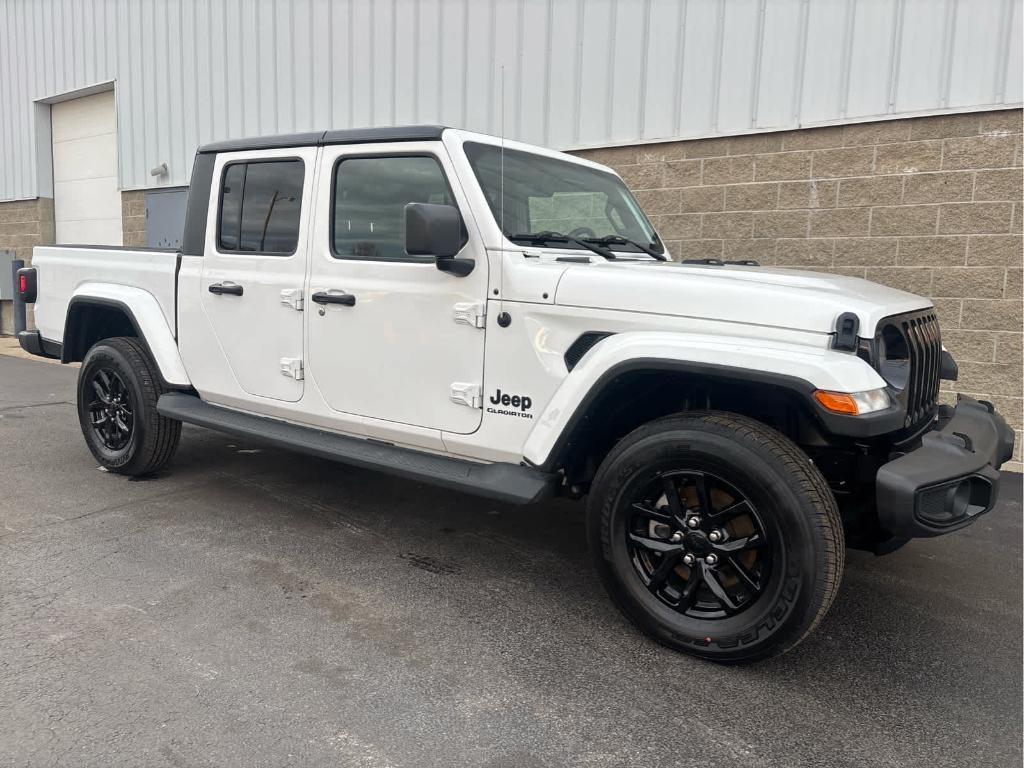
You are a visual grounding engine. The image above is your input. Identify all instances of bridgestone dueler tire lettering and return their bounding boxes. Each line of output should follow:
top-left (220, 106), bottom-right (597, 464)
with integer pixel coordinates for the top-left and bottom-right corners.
top-left (77, 336), bottom-right (182, 476)
top-left (586, 411), bottom-right (844, 663)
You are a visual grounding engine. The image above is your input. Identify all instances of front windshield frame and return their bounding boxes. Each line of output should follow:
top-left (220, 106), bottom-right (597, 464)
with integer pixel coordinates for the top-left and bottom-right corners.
top-left (462, 141), bottom-right (665, 257)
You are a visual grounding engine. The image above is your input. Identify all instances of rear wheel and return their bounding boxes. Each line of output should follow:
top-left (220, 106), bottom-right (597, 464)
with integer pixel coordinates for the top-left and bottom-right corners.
top-left (77, 336), bottom-right (181, 476)
top-left (587, 411), bottom-right (843, 663)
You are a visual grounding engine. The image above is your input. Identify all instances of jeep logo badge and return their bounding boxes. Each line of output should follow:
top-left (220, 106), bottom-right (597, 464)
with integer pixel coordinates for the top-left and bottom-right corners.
top-left (487, 389), bottom-right (534, 419)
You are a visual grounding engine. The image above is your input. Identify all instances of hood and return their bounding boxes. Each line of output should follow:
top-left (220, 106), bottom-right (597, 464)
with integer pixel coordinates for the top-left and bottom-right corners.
top-left (553, 260), bottom-right (932, 335)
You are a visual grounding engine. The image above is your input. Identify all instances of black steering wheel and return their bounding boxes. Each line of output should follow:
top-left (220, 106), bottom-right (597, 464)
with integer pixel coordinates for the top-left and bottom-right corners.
top-left (567, 226), bottom-right (597, 239)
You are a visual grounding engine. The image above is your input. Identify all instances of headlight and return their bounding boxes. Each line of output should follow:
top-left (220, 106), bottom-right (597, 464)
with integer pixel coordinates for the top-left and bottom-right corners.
top-left (813, 388), bottom-right (891, 416)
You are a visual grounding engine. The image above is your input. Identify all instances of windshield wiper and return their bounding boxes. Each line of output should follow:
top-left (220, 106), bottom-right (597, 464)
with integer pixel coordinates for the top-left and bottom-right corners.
top-left (508, 231), bottom-right (616, 260)
top-left (582, 235), bottom-right (667, 261)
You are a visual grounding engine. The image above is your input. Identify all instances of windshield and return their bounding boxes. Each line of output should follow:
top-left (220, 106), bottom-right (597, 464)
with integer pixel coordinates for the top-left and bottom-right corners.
top-left (463, 141), bottom-right (664, 256)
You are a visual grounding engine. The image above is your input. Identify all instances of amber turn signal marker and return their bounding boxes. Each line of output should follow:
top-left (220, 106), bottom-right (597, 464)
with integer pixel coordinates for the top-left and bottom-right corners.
top-left (813, 390), bottom-right (859, 415)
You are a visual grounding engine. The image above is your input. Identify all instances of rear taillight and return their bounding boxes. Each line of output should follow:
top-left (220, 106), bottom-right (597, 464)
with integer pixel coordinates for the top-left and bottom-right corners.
top-left (17, 267), bottom-right (36, 303)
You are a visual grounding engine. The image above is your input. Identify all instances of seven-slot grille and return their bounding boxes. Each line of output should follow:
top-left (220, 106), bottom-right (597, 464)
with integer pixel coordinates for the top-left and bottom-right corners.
top-left (896, 310), bottom-right (942, 427)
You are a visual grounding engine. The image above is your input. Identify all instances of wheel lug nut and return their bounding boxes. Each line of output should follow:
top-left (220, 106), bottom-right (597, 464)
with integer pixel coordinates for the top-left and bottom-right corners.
top-left (708, 530), bottom-right (722, 543)
top-left (705, 554), bottom-right (718, 566)
top-left (682, 553), bottom-right (695, 566)
top-left (669, 532), bottom-right (683, 543)
top-left (686, 516), bottom-right (700, 529)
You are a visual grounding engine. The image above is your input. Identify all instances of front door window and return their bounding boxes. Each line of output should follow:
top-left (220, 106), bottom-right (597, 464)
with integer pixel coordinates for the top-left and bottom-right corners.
top-left (332, 155), bottom-right (456, 261)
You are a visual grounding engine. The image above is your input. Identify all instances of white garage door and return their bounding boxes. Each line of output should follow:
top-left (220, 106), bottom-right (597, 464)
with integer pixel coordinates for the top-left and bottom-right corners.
top-left (51, 91), bottom-right (122, 245)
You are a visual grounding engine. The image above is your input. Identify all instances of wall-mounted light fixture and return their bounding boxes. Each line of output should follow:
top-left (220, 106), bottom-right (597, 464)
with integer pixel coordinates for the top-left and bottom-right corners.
top-left (150, 162), bottom-right (168, 177)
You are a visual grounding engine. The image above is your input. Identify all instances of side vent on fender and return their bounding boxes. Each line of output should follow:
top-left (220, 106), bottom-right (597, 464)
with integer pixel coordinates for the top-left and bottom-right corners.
top-left (564, 332), bottom-right (615, 372)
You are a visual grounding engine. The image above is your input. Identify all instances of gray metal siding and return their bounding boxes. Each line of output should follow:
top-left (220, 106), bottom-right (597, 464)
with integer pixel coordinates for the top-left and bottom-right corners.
top-left (1, 0), bottom-right (1021, 201)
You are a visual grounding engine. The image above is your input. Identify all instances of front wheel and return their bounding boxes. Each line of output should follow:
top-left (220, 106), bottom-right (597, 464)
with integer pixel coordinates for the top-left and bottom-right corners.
top-left (77, 336), bottom-right (181, 476)
top-left (587, 411), bottom-right (843, 663)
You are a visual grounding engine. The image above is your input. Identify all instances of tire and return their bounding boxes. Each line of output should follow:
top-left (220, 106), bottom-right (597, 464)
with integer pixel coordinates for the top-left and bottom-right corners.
top-left (587, 411), bottom-right (843, 664)
top-left (77, 336), bottom-right (181, 476)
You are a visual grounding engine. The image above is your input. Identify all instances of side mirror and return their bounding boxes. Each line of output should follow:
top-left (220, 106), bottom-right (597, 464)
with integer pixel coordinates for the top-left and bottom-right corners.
top-left (405, 202), bottom-right (474, 276)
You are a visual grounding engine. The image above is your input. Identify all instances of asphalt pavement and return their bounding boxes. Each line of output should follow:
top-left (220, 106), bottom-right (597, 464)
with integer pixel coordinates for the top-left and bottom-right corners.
top-left (1, 353), bottom-right (1021, 768)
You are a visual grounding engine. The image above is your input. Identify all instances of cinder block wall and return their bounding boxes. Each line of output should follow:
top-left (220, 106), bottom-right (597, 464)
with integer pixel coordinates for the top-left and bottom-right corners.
top-left (121, 190), bottom-right (147, 247)
top-left (575, 109), bottom-right (1023, 470)
top-left (0, 197), bottom-right (55, 334)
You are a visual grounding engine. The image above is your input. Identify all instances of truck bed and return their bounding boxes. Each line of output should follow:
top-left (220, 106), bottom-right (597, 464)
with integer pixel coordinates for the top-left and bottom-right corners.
top-left (31, 245), bottom-right (179, 346)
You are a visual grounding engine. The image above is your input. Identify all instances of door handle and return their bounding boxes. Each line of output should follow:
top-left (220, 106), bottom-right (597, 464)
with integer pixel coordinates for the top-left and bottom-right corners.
top-left (208, 282), bottom-right (243, 296)
top-left (311, 291), bottom-right (356, 307)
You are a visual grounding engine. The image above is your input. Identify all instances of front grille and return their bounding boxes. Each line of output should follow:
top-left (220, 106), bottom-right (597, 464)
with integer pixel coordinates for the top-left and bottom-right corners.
top-left (889, 310), bottom-right (942, 427)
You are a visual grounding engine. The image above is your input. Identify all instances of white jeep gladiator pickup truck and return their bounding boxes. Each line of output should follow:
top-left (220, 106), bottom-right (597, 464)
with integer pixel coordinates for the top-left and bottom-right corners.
top-left (17, 125), bottom-right (1014, 663)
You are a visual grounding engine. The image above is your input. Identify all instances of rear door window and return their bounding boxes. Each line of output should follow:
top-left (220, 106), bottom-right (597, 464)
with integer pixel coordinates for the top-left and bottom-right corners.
top-left (217, 159), bottom-right (304, 255)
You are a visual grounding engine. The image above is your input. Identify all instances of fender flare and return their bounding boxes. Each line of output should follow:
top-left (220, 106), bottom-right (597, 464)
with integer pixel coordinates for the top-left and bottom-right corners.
top-left (521, 331), bottom-right (896, 470)
top-left (63, 284), bottom-right (191, 387)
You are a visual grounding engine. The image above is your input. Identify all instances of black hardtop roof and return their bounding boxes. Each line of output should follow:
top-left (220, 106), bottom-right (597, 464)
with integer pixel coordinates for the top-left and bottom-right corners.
top-left (197, 125), bottom-right (448, 154)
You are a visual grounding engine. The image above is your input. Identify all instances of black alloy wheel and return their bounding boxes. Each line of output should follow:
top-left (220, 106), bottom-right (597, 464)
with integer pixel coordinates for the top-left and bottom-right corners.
top-left (628, 470), bottom-right (771, 620)
top-left (587, 411), bottom-right (844, 663)
top-left (86, 367), bottom-right (135, 451)
top-left (77, 336), bottom-right (181, 476)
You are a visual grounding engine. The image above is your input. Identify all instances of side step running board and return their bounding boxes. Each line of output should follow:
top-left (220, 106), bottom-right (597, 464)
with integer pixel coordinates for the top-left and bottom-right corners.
top-left (157, 393), bottom-right (556, 505)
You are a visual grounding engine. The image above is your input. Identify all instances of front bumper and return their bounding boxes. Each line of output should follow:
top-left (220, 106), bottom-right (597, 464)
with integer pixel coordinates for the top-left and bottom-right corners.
top-left (876, 396), bottom-right (1015, 539)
